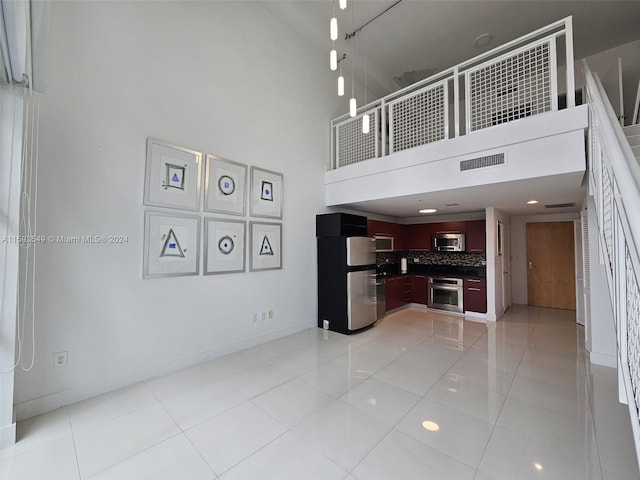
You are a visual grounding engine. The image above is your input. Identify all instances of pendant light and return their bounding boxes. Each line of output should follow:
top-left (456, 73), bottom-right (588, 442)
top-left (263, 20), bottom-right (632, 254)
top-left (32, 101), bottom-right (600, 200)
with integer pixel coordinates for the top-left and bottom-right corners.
top-left (330, 49), bottom-right (337, 71)
top-left (349, 1), bottom-right (356, 117)
top-left (362, 2), bottom-right (369, 134)
top-left (362, 113), bottom-right (370, 133)
top-left (339, 0), bottom-right (347, 10)
top-left (338, 60), bottom-right (345, 96)
top-left (349, 98), bottom-right (357, 117)
top-left (330, 17), bottom-right (338, 41)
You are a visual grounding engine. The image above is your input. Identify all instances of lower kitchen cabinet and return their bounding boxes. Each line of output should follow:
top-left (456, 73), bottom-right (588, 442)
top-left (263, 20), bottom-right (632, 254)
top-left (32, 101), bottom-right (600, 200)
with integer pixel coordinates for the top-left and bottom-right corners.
top-left (410, 275), bottom-right (428, 304)
top-left (385, 276), bottom-right (409, 311)
top-left (464, 278), bottom-right (487, 313)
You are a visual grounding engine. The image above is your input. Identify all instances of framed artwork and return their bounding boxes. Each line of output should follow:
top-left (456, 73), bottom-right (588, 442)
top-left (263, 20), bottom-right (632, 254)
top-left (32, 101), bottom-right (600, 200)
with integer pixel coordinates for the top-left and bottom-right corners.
top-left (204, 154), bottom-right (247, 216)
top-left (144, 138), bottom-right (202, 211)
top-left (143, 211), bottom-right (200, 278)
top-left (204, 218), bottom-right (246, 275)
top-left (249, 167), bottom-right (283, 219)
top-left (250, 222), bottom-right (282, 271)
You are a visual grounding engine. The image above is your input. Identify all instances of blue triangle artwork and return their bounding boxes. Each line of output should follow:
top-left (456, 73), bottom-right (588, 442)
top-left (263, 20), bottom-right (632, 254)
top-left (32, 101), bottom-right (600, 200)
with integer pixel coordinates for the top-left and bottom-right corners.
top-left (164, 163), bottom-right (186, 191)
top-left (259, 235), bottom-right (274, 256)
top-left (160, 228), bottom-right (186, 258)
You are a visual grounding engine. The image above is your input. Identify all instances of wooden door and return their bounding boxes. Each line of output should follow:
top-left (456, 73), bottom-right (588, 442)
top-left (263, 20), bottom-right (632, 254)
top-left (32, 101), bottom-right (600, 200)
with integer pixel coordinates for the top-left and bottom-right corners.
top-left (526, 222), bottom-right (576, 310)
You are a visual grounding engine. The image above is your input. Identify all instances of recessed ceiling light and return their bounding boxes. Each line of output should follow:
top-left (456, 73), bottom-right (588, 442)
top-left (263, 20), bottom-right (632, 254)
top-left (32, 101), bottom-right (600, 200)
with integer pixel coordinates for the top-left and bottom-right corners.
top-left (422, 420), bottom-right (440, 432)
top-left (527, 200), bottom-right (539, 205)
top-left (474, 33), bottom-right (493, 47)
top-left (533, 463), bottom-right (543, 471)
top-left (419, 208), bottom-right (438, 214)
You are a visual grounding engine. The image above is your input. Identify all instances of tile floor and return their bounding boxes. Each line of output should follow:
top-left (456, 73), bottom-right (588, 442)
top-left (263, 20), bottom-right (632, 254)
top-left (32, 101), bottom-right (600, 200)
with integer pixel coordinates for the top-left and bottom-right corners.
top-left (2, 305), bottom-right (639, 479)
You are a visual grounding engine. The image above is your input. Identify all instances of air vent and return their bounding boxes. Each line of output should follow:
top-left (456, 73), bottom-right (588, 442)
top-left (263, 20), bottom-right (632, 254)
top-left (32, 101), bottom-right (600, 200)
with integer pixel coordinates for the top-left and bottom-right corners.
top-left (460, 153), bottom-right (505, 171)
top-left (544, 202), bottom-right (575, 209)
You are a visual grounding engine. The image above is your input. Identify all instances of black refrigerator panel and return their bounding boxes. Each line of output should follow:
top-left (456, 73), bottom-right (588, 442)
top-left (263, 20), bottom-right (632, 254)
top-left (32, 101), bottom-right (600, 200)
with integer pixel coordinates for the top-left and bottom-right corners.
top-left (316, 213), bottom-right (367, 237)
top-left (317, 236), bottom-right (376, 334)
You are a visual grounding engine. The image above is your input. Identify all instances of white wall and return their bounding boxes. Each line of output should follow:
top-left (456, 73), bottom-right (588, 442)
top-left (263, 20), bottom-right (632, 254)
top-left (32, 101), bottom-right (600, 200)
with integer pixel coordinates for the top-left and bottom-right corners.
top-left (510, 212), bottom-right (581, 305)
top-left (13, 1), bottom-right (341, 420)
top-left (486, 208), bottom-right (510, 322)
top-left (586, 197), bottom-right (617, 368)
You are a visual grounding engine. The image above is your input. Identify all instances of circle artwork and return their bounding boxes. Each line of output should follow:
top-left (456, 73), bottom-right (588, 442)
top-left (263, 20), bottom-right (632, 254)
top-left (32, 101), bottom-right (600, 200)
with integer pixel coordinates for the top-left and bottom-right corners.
top-left (218, 235), bottom-right (235, 255)
top-left (218, 175), bottom-right (236, 196)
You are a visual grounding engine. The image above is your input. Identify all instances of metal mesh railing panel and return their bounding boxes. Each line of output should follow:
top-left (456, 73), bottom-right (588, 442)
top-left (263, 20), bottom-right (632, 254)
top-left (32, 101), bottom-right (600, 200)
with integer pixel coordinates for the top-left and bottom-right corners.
top-left (602, 165), bottom-right (614, 273)
top-left (390, 84), bottom-right (446, 152)
top-left (468, 42), bottom-right (552, 132)
top-left (626, 247), bottom-right (640, 417)
top-left (336, 111), bottom-right (377, 167)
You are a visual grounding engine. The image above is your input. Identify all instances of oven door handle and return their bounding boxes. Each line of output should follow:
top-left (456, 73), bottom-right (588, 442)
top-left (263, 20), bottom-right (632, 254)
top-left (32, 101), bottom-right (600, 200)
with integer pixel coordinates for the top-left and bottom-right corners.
top-left (430, 286), bottom-right (461, 291)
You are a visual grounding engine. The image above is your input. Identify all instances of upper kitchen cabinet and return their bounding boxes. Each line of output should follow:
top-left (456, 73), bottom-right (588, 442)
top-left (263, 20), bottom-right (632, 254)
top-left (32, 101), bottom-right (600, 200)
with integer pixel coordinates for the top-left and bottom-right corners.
top-left (431, 221), bottom-right (467, 235)
top-left (466, 220), bottom-right (486, 253)
top-left (404, 223), bottom-right (432, 251)
top-left (367, 220), bottom-right (404, 251)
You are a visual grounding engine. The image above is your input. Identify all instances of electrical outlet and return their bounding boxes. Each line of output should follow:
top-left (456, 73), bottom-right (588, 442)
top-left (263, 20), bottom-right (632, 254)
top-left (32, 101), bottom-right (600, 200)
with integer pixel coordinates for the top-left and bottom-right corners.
top-left (54, 351), bottom-right (68, 368)
top-left (268, 310), bottom-right (274, 319)
top-left (251, 313), bottom-right (258, 323)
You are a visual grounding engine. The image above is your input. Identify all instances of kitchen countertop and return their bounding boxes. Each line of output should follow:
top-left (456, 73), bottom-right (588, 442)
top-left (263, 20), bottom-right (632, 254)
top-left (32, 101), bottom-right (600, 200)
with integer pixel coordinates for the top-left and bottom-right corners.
top-left (377, 265), bottom-right (486, 279)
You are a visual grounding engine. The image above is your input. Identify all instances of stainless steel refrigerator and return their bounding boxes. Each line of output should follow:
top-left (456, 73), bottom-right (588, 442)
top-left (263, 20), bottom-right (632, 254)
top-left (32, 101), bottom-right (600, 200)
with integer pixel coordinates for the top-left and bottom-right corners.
top-left (317, 235), bottom-right (377, 334)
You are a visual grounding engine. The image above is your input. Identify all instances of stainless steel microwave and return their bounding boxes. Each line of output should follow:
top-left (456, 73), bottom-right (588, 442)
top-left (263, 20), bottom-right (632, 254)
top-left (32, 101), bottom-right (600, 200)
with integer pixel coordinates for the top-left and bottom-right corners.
top-left (433, 233), bottom-right (465, 252)
top-left (374, 235), bottom-right (394, 252)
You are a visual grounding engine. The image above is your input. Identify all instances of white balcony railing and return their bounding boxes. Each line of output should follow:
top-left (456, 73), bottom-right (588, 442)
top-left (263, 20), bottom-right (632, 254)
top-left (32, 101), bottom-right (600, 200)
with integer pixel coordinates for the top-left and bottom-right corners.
top-left (331, 16), bottom-right (575, 169)
top-left (584, 60), bottom-right (640, 466)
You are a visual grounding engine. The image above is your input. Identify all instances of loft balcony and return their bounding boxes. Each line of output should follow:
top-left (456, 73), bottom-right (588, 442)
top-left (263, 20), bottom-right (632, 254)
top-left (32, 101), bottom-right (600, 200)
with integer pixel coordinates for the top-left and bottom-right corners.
top-left (326, 17), bottom-right (587, 212)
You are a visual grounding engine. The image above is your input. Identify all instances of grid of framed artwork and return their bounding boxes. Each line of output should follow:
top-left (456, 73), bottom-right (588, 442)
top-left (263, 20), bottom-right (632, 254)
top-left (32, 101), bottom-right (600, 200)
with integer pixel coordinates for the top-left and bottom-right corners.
top-left (143, 138), bottom-right (283, 278)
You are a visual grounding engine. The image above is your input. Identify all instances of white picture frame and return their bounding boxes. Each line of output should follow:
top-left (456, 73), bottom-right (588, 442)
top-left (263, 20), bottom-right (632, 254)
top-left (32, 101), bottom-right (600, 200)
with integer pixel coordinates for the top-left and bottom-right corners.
top-left (204, 154), bottom-right (247, 216)
top-left (144, 138), bottom-right (202, 211)
top-left (204, 218), bottom-right (246, 275)
top-left (143, 210), bottom-right (200, 278)
top-left (250, 222), bottom-right (282, 271)
top-left (249, 167), bottom-right (283, 219)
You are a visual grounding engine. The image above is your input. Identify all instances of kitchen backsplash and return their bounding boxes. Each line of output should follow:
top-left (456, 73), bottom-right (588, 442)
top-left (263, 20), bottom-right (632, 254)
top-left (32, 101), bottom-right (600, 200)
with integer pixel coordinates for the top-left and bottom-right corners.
top-left (377, 251), bottom-right (486, 267)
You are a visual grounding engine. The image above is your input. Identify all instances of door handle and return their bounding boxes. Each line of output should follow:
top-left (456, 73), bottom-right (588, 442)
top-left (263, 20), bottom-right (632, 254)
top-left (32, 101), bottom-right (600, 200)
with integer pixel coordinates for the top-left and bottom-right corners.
top-left (528, 261), bottom-right (535, 270)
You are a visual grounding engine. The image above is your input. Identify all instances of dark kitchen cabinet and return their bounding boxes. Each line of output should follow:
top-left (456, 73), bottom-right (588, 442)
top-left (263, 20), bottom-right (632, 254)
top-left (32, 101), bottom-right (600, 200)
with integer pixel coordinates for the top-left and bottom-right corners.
top-left (410, 275), bottom-right (428, 304)
top-left (385, 276), bottom-right (408, 311)
top-left (368, 220), bottom-right (405, 251)
top-left (464, 277), bottom-right (487, 313)
top-left (466, 220), bottom-right (486, 253)
top-left (432, 221), bottom-right (467, 235)
top-left (404, 223), bottom-right (432, 251)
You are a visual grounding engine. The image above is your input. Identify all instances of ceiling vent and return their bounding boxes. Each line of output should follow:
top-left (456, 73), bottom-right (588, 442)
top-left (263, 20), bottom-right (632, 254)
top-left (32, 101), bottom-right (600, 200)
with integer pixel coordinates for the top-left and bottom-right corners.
top-left (460, 153), bottom-right (505, 171)
top-left (544, 202), bottom-right (576, 209)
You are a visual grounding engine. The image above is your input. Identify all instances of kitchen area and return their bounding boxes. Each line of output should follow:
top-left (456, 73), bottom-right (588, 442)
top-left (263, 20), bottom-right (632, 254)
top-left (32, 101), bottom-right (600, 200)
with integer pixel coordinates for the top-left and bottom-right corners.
top-left (316, 213), bottom-right (487, 335)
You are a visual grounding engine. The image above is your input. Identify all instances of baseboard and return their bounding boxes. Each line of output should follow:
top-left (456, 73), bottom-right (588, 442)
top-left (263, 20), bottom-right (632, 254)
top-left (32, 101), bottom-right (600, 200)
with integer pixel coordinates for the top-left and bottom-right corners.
top-left (590, 351), bottom-right (617, 368)
top-left (0, 422), bottom-right (16, 448)
top-left (14, 320), bottom-right (315, 421)
top-left (464, 311), bottom-right (488, 323)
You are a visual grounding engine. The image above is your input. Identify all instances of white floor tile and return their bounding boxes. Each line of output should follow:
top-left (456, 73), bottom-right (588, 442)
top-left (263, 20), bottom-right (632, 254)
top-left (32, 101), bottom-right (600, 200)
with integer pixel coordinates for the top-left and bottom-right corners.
top-left (298, 361), bottom-right (369, 397)
top-left (332, 349), bottom-right (394, 376)
top-left (86, 434), bottom-right (215, 480)
top-left (223, 363), bottom-right (292, 399)
top-left (372, 359), bottom-right (442, 396)
top-left (0, 436), bottom-right (79, 480)
top-left (339, 377), bottom-right (421, 427)
top-left (161, 380), bottom-right (246, 430)
top-left (425, 377), bottom-right (506, 423)
top-left (476, 425), bottom-right (602, 480)
top-left (74, 403), bottom-right (180, 478)
top-left (444, 358), bottom-right (514, 395)
top-left (395, 398), bottom-right (493, 468)
top-left (0, 407), bottom-right (71, 461)
top-left (185, 401), bottom-right (286, 475)
top-left (252, 379), bottom-right (334, 428)
top-left (218, 432), bottom-right (347, 480)
top-left (145, 365), bottom-right (216, 401)
top-left (508, 373), bottom-right (589, 418)
top-left (291, 401), bottom-right (389, 471)
top-left (267, 348), bottom-right (327, 376)
top-left (351, 429), bottom-right (475, 480)
top-left (68, 383), bottom-right (157, 432)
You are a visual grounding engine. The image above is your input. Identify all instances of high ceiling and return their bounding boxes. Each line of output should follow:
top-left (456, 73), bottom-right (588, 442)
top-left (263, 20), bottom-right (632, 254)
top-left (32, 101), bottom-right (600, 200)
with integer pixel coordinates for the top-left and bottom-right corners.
top-left (264, 1), bottom-right (640, 218)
